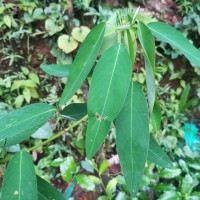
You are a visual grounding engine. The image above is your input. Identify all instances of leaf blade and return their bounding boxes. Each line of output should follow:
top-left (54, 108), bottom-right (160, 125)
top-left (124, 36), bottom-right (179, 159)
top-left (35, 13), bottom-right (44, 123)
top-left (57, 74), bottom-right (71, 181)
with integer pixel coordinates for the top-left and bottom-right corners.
top-left (86, 44), bottom-right (132, 159)
top-left (147, 22), bottom-right (200, 67)
top-left (179, 84), bottom-right (191, 112)
top-left (1, 151), bottom-right (37, 200)
top-left (37, 176), bottom-right (65, 200)
top-left (60, 103), bottom-right (87, 121)
top-left (138, 21), bottom-right (156, 113)
top-left (151, 99), bottom-right (161, 131)
top-left (59, 22), bottom-right (106, 106)
top-left (40, 64), bottom-right (71, 77)
top-left (115, 82), bottom-right (149, 196)
top-left (0, 103), bottom-right (55, 146)
top-left (148, 135), bottom-right (173, 168)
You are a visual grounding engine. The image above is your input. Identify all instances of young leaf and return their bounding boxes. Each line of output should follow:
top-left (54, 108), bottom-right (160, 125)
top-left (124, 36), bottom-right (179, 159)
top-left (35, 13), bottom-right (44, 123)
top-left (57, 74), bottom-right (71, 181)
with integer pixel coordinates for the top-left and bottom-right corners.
top-left (159, 167), bottom-right (181, 178)
top-left (86, 44), bottom-right (132, 159)
top-left (1, 151), bottom-right (37, 200)
top-left (151, 99), bottom-right (161, 131)
top-left (148, 135), bottom-right (173, 168)
top-left (75, 174), bottom-right (95, 191)
top-left (29, 73), bottom-right (40, 84)
top-left (72, 26), bottom-right (90, 42)
top-left (60, 103), bottom-right (87, 121)
top-left (179, 84), bottom-right (191, 112)
top-left (59, 22), bottom-right (106, 106)
top-left (147, 22), bottom-right (200, 67)
top-left (106, 178), bottom-right (118, 198)
top-left (115, 82), bottom-right (149, 197)
top-left (138, 21), bottom-right (155, 113)
top-left (123, 29), bottom-right (137, 65)
top-left (159, 191), bottom-right (181, 200)
top-left (37, 176), bottom-right (65, 200)
top-left (0, 103), bottom-right (55, 146)
top-left (99, 160), bottom-right (109, 176)
top-left (40, 64), bottom-right (71, 77)
top-left (58, 34), bottom-right (78, 54)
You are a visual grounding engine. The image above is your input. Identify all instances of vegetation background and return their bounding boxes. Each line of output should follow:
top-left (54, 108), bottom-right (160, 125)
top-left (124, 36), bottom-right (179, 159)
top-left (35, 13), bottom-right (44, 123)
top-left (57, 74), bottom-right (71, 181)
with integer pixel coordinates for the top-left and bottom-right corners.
top-left (0, 0), bottom-right (200, 199)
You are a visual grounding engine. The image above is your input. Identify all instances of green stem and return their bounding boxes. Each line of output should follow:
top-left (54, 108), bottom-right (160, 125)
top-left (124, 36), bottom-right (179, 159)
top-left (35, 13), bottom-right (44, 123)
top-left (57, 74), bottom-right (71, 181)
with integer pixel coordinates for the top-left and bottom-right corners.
top-left (27, 115), bottom-right (88, 152)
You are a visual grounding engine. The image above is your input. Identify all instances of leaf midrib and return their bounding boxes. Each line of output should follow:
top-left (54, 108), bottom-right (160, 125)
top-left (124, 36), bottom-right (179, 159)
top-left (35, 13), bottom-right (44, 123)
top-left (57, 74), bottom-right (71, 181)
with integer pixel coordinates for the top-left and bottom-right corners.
top-left (88, 44), bottom-right (121, 158)
top-left (0, 108), bottom-right (55, 134)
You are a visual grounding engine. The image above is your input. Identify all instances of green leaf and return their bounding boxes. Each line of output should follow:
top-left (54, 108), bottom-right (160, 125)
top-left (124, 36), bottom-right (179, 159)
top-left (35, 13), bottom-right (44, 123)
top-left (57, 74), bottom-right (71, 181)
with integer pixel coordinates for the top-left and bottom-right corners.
top-left (179, 159), bottom-right (189, 173)
top-left (28, 73), bottom-right (40, 84)
top-left (59, 22), bottom-right (106, 106)
top-left (158, 191), bottom-right (181, 200)
top-left (32, 8), bottom-right (44, 20)
top-left (86, 44), bottom-right (132, 159)
top-left (155, 183), bottom-right (176, 192)
top-left (181, 174), bottom-right (193, 195)
top-left (1, 151), bottom-right (37, 200)
top-left (72, 26), bottom-right (90, 42)
top-left (60, 103), bottom-right (87, 121)
top-left (179, 84), bottom-right (190, 112)
top-left (99, 160), bottom-right (109, 176)
top-left (0, 103), bottom-right (55, 146)
top-left (138, 21), bottom-right (155, 113)
top-left (23, 87), bottom-right (31, 103)
top-left (37, 176), bottom-right (65, 200)
top-left (151, 99), bottom-right (161, 131)
top-left (115, 82), bottom-right (149, 196)
top-left (88, 175), bottom-right (101, 184)
top-left (101, 17), bottom-right (117, 53)
top-left (40, 64), bottom-right (71, 77)
top-left (31, 122), bottom-right (52, 139)
top-left (60, 156), bottom-right (77, 183)
top-left (159, 167), bottom-right (181, 179)
top-left (147, 22), bottom-right (200, 67)
top-left (106, 178), bottom-right (118, 198)
top-left (21, 67), bottom-right (29, 75)
top-left (45, 18), bottom-right (64, 36)
top-left (14, 95), bottom-right (24, 108)
top-left (58, 34), bottom-right (78, 54)
top-left (11, 80), bottom-right (24, 91)
top-left (75, 174), bottom-right (95, 191)
top-left (97, 196), bottom-right (110, 200)
top-left (3, 15), bottom-right (12, 28)
top-left (24, 79), bottom-right (37, 88)
top-left (30, 87), bottom-right (39, 99)
top-left (123, 29), bottom-right (137, 65)
top-left (148, 135), bottom-right (173, 168)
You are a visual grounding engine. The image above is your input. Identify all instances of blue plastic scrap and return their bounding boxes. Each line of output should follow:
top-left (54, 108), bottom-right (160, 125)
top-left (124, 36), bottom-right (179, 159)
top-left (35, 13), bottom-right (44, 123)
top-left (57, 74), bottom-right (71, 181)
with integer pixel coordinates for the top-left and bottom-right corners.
top-left (183, 123), bottom-right (200, 151)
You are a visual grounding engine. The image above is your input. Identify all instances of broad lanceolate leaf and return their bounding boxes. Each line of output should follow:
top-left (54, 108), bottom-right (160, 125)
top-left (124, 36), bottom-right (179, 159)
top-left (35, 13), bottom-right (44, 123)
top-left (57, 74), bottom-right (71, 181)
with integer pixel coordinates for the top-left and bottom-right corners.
top-left (148, 135), bottom-right (173, 168)
top-left (0, 103), bottom-right (55, 147)
top-left (151, 99), bottom-right (161, 131)
top-left (41, 64), bottom-right (71, 77)
top-left (115, 82), bottom-right (149, 197)
top-left (138, 21), bottom-right (156, 113)
top-left (147, 22), bottom-right (200, 67)
top-left (86, 44), bottom-right (132, 159)
top-left (60, 103), bottom-right (87, 121)
top-left (37, 176), bottom-right (65, 200)
top-left (1, 151), bottom-right (37, 200)
top-left (59, 23), bottom-right (106, 106)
